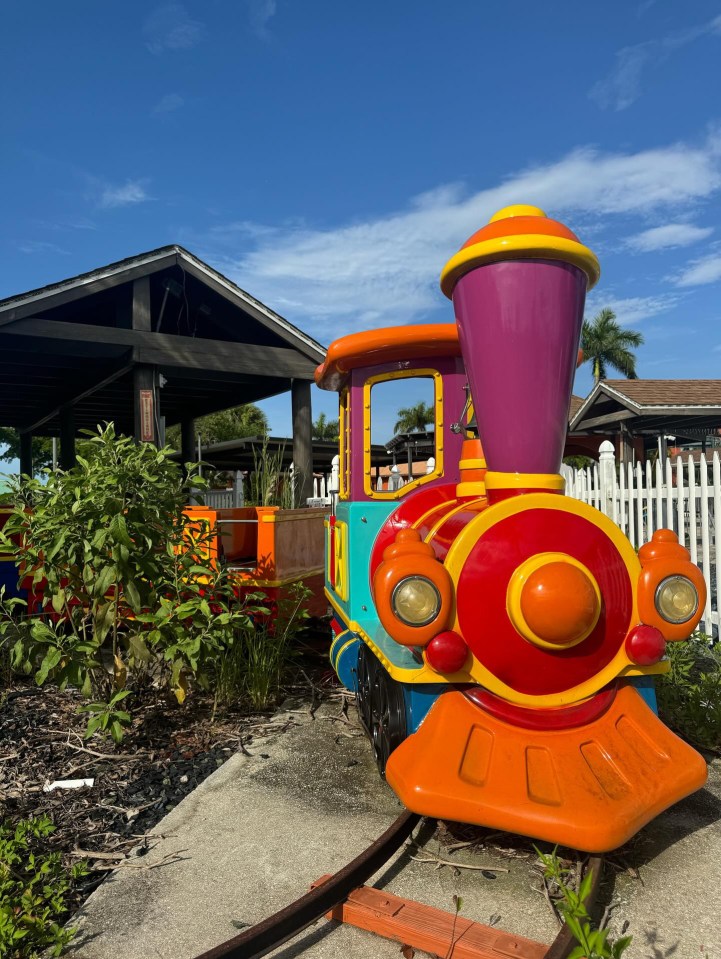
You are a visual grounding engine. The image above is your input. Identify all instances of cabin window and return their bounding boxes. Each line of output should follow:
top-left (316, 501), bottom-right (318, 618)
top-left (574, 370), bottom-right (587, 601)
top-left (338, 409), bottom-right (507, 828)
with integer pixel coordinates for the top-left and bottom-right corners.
top-left (363, 369), bottom-right (443, 499)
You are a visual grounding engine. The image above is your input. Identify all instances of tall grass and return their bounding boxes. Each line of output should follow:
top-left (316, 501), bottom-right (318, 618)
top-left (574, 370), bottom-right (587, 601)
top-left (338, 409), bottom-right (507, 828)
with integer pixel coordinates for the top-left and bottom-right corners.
top-left (246, 439), bottom-right (299, 509)
top-left (216, 583), bottom-right (310, 711)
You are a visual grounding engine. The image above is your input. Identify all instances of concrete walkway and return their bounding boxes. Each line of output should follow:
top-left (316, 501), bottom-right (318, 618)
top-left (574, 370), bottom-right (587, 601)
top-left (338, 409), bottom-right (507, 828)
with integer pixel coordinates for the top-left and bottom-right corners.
top-left (68, 700), bottom-right (721, 959)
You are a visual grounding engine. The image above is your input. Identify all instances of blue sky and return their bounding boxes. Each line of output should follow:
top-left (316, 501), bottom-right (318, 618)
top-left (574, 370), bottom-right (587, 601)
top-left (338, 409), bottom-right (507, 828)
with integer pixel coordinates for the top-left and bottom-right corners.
top-left (2, 1), bottom-right (721, 465)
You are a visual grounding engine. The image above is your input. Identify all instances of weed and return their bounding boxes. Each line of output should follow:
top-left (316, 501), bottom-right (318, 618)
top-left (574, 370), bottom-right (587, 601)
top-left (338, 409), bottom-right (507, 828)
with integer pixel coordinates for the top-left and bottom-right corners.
top-left (0, 815), bottom-right (88, 958)
top-left (536, 848), bottom-right (631, 959)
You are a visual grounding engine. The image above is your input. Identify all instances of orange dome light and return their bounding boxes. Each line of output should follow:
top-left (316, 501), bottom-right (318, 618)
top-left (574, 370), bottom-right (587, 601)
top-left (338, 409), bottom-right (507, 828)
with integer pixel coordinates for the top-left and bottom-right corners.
top-left (507, 553), bottom-right (601, 650)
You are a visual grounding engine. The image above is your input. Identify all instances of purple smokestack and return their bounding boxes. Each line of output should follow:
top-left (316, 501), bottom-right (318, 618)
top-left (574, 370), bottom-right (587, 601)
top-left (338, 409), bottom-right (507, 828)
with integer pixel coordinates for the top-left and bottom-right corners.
top-left (440, 206), bottom-right (599, 476)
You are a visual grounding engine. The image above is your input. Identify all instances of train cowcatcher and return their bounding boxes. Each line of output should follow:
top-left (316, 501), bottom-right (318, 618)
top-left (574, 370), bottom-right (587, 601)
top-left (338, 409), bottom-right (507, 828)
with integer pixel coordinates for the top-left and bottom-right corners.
top-left (315, 204), bottom-right (708, 854)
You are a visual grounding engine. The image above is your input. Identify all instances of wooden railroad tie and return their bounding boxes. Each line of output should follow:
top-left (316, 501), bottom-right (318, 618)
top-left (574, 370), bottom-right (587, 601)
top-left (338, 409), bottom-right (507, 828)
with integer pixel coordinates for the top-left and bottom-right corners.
top-left (312, 875), bottom-right (548, 959)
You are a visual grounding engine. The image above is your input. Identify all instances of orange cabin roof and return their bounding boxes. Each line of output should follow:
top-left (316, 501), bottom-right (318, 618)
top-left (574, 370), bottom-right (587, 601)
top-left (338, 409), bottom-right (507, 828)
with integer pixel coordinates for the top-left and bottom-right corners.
top-left (315, 324), bottom-right (461, 392)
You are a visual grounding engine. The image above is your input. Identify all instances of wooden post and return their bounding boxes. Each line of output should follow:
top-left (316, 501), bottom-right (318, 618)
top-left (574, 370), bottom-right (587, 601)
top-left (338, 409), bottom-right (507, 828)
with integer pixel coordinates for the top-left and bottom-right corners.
top-left (619, 424), bottom-right (633, 466)
top-left (181, 418), bottom-right (196, 467)
top-left (133, 365), bottom-right (158, 444)
top-left (132, 276), bottom-right (159, 445)
top-left (291, 379), bottom-right (314, 506)
top-left (19, 432), bottom-right (33, 477)
top-left (60, 406), bottom-right (76, 470)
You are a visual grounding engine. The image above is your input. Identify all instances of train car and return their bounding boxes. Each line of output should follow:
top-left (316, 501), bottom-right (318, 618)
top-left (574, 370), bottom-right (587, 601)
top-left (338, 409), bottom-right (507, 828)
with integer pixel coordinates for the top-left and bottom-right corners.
top-left (315, 204), bottom-right (708, 853)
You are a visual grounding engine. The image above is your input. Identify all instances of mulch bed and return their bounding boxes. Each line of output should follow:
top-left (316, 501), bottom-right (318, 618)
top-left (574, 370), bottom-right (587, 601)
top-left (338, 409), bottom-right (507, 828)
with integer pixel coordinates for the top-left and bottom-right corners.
top-left (0, 667), bottom-right (334, 914)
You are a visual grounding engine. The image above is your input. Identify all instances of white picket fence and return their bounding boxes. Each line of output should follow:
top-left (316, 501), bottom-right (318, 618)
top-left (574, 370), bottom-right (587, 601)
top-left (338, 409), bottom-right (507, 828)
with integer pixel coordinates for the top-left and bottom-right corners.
top-left (562, 441), bottom-right (720, 636)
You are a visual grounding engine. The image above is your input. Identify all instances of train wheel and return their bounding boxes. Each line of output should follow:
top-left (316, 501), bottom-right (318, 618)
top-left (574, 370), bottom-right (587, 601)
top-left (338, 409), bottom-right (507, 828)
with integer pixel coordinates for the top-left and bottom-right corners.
top-left (369, 663), bottom-right (407, 778)
top-left (356, 643), bottom-right (375, 734)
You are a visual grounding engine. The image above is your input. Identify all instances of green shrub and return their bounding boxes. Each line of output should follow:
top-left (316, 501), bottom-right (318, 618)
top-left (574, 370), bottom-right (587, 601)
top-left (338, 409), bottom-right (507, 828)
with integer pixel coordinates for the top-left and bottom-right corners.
top-left (656, 631), bottom-right (721, 751)
top-left (0, 424), bottom-right (262, 740)
top-left (0, 815), bottom-right (87, 958)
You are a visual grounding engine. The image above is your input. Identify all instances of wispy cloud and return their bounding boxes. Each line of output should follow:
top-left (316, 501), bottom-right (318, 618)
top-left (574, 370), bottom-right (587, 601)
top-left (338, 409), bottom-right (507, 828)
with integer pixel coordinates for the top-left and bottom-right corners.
top-left (247, 0), bottom-right (276, 39)
top-left (590, 14), bottom-right (721, 111)
top-left (584, 293), bottom-right (679, 326)
top-left (153, 92), bottom-right (185, 114)
top-left (672, 250), bottom-right (721, 287)
top-left (625, 222), bottom-right (713, 252)
top-left (98, 180), bottom-right (150, 210)
top-left (200, 131), bottom-right (721, 338)
top-left (143, 3), bottom-right (203, 54)
top-left (17, 240), bottom-right (70, 256)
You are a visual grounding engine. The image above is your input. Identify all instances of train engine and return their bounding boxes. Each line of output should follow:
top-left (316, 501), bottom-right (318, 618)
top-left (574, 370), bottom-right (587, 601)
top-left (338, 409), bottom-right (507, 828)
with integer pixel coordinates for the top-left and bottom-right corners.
top-left (315, 205), bottom-right (707, 853)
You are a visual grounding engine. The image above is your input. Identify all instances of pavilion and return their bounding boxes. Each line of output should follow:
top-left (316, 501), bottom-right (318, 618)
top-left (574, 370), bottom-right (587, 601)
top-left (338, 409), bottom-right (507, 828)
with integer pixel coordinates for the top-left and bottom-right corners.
top-left (568, 380), bottom-right (721, 462)
top-left (0, 246), bottom-right (326, 503)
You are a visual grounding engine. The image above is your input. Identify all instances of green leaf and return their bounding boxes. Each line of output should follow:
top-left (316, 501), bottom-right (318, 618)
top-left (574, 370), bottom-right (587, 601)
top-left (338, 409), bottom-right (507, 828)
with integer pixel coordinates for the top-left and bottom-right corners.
top-left (109, 513), bottom-right (132, 548)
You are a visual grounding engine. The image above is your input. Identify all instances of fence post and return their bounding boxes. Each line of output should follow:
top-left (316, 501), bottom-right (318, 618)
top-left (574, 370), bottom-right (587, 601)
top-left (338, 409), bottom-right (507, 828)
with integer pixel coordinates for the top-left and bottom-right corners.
top-left (233, 470), bottom-right (245, 508)
top-left (598, 440), bottom-right (615, 518)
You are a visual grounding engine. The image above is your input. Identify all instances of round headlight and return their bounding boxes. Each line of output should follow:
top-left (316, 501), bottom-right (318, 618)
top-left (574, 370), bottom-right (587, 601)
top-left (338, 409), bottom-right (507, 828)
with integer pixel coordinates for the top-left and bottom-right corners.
top-left (391, 577), bottom-right (441, 627)
top-left (655, 575), bottom-right (699, 624)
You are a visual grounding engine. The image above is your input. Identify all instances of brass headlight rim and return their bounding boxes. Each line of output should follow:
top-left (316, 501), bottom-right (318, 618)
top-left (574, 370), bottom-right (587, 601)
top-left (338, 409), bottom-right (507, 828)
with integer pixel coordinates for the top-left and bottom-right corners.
top-left (654, 574), bottom-right (699, 625)
top-left (391, 576), bottom-right (442, 628)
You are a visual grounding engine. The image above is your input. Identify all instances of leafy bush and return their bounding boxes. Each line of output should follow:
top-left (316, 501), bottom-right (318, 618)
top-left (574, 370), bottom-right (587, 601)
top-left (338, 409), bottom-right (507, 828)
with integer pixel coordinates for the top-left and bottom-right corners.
top-left (0, 815), bottom-right (87, 958)
top-left (0, 424), bottom-right (262, 740)
top-left (656, 631), bottom-right (721, 752)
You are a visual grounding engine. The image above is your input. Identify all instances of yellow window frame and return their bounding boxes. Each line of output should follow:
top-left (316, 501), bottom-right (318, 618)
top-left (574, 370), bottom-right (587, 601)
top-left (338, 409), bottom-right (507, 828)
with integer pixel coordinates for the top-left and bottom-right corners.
top-left (363, 368), bottom-right (444, 500)
top-left (339, 388), bottom-right (350, 500)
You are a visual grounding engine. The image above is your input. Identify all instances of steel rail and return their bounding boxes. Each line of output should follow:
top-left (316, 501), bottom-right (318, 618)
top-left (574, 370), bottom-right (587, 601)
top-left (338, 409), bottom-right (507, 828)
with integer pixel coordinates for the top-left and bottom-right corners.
top-left (192, 810), bottom-right (421, 959)
top-left (192, 820), bottom-right (604, 959)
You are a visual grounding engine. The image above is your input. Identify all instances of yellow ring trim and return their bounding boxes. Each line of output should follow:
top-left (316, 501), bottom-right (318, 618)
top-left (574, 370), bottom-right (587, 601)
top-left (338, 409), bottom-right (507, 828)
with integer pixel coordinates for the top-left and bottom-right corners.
top-left (456, 482), bottom-right (486, 497)
top-left (444, 493), bottom-right (643, 707)
top-left (485, 471), bottom-right (565, 492)
top-left (506, 552), bottom-right (601, 651)
top-left (440, 234), bottom-right (600, 298)
top-left (331, 636), bottom-right (357, 670)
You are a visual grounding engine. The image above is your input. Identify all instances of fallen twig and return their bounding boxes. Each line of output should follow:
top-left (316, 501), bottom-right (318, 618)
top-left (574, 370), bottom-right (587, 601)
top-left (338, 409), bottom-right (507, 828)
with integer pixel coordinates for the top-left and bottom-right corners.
top-left (410, 852), bottom-right (508, 873)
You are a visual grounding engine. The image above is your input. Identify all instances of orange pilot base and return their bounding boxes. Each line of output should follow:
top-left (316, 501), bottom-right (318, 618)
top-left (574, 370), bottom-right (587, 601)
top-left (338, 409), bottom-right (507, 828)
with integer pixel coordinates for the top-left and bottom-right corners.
top-left (385, 684), bottom-right (707, 853)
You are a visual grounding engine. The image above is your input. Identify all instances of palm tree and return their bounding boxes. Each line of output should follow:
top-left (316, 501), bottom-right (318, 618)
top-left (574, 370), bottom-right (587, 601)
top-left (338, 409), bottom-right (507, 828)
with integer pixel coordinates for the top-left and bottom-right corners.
top-left (312, 412), bottom-right (340, 440)
top-left (580, 308), bottom-right (644, 385)
top-left (394, 401), bottom-right (434, 434)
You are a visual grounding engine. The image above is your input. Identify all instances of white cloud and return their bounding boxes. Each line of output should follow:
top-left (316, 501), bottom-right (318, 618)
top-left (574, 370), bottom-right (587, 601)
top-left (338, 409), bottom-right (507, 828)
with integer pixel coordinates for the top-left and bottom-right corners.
top-left (201, 132), bottom-right (721, 339)
top-left (625, 222), bottom-right (713, 252)
top-left (153, 93), bottom-right (185, 114)
top-left (98, 180), bottom-right (150, 209)
top-left (247, 0), bottom-right (276, 38)
top-left (591, 15), bottom-right (721, 111)
top-left (143, 3), bottom-right (203, 54)
top-left (584, 294), bottom-right (678, 326)
top-left (673, 252), bottom-right (721, 287)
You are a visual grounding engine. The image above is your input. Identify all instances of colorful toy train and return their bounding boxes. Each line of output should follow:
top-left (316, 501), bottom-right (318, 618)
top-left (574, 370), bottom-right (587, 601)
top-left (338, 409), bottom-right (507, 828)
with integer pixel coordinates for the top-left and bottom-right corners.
top-left (315, 204), bottom-right (708, 853)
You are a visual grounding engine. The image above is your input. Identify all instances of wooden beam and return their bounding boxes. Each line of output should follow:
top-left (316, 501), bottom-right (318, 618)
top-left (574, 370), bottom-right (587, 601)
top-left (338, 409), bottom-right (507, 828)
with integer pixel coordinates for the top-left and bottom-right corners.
top-left (0, 317), bottom-right (317, 379)
top-left (20, 357), bottom-right (134, 434)
top-left (132, 276), bottom-right (152, 332)
top-left (574, 409), bottom-right (637, 430)
top-left (292, 379), bottom-right (314, 505)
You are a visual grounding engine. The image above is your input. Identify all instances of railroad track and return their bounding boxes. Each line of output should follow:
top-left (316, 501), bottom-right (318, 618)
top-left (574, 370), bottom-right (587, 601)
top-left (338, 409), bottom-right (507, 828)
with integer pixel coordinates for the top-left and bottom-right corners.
top-left (192, 812), bottom-right (604, 959)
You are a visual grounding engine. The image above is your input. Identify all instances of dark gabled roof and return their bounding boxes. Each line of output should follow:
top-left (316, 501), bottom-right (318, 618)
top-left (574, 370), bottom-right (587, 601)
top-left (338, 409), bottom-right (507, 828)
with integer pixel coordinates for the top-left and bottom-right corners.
top-left (0, 245), bottom-right (326, 363)
top-left (0, 246), bottom-right (326, 437)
